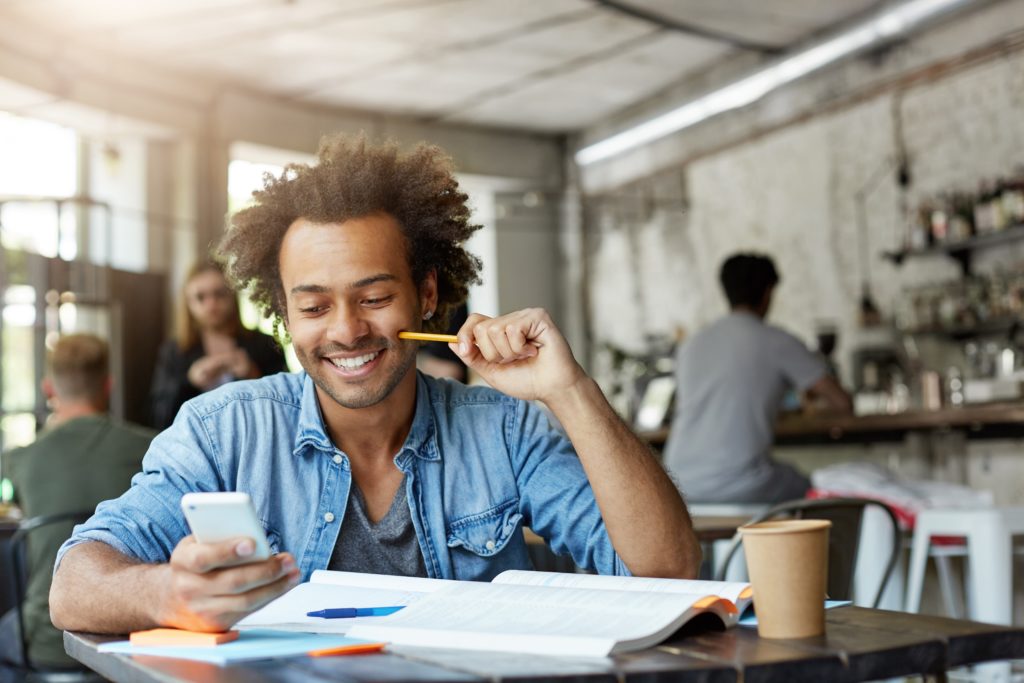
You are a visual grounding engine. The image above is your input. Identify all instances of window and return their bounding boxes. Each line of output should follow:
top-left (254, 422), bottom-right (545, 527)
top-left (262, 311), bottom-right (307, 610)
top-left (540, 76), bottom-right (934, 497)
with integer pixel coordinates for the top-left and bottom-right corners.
top-left (0, 113), bottom-right (80, 490)
top-left (228, 144), bottom-right (317, 372)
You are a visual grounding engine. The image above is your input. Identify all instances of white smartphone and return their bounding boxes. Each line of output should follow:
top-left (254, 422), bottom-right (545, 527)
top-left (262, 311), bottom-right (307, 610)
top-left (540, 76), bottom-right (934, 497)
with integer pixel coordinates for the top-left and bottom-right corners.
top-left (180, 492), bottom-right (272, 561)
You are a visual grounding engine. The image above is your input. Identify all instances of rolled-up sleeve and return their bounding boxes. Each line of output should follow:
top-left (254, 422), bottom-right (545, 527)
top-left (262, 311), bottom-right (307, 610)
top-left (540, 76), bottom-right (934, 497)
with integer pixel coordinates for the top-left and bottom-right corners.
top-left (776, 331), bottom-right (827, 392)
top-left (55, 403), bottom-right (225, 571)
top-left (510, 400), bottom-right (631, 577)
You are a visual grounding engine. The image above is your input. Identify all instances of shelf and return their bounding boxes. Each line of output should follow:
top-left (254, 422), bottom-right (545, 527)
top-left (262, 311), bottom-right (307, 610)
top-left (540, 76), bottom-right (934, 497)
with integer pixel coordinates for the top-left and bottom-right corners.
top-left (882, 222), bottom-right (1024, 274)
top-left (639, 402), bottom-right (1024, 446)
top-left (902, 318), bottom-right (1019, 340)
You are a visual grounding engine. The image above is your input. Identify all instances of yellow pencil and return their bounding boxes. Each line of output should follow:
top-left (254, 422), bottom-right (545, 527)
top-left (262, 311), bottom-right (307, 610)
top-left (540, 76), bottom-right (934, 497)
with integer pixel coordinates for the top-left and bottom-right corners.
top-left (398, 331), bottom-right (459, 343)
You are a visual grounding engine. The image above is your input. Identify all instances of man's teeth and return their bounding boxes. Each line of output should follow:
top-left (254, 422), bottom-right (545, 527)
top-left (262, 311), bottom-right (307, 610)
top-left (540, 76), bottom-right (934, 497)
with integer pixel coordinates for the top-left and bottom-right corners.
top-left (330, 351), bottom-right (380, 369)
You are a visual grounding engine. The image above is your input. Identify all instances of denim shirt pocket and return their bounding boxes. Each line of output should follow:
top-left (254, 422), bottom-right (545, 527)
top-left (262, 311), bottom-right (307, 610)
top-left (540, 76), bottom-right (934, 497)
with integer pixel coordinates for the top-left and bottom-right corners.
top-left (446, 498), bottom-right (523, 558)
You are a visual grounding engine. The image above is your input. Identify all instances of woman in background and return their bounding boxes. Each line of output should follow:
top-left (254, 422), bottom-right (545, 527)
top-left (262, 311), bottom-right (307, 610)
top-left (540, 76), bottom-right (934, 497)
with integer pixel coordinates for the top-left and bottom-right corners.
top-left (149, 260), bottom-right (287, 430)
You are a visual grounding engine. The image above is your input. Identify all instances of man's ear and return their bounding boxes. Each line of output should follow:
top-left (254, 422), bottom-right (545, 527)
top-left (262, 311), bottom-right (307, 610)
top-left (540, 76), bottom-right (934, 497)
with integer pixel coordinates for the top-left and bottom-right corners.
top-left (41, 377), bottom-right (55, 400)
top-left (759, 287), bottom-right (774, 317)
top-left (420, 269), bottom-right (439, 316)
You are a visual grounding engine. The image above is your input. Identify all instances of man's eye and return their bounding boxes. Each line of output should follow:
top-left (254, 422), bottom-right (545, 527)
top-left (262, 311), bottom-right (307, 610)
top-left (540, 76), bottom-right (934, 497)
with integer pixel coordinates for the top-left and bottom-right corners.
top-left (363, 296), bottom-right (394, 307)
top-left (299, 306), bottom-right (325, 314)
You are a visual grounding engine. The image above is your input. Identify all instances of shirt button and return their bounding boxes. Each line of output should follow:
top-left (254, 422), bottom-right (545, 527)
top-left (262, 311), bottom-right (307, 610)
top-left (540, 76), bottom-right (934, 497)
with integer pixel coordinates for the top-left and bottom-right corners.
top-left (324, 512), bottom-right (335, 523)
top-left (485, 539), bottom-right (496, 551)
top-left (333, 454), bottom-right (343, 464)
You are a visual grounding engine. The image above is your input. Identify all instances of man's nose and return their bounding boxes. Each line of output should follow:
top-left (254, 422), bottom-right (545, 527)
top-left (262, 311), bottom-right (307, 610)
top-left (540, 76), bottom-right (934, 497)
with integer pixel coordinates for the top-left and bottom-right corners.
top-left (326, 306), bottom-right (371, 345)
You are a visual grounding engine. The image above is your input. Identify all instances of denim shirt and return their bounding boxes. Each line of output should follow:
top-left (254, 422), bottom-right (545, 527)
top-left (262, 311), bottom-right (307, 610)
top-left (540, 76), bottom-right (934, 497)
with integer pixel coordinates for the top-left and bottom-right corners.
top-left (57, 371), bottom-right (629, 581)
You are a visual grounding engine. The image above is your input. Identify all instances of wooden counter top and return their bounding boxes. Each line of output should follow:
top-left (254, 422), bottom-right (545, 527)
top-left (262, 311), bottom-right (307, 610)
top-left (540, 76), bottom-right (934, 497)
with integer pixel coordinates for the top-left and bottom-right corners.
top-left (640, 401), bottom-right (1024, 446)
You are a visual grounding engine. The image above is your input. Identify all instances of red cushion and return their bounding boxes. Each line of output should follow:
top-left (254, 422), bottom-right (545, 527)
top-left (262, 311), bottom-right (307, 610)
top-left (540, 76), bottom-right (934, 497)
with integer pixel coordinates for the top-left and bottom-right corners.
top-left (806, 488), bottom-right (965, 545)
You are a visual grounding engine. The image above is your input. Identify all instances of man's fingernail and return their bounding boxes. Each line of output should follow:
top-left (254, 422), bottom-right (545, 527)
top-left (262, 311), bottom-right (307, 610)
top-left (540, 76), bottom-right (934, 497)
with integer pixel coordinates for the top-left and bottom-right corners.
top-left (281, 556), bottom-right (295, 571)
top-left (236, 540), bottom-right (255, 557)
top-left (459, 342), bottom-right (469, 355)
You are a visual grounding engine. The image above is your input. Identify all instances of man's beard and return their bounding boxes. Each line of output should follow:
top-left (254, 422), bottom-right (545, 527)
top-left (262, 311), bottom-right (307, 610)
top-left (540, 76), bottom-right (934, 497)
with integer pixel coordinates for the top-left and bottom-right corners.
top-left (297, 337), bottom-right (418, 410)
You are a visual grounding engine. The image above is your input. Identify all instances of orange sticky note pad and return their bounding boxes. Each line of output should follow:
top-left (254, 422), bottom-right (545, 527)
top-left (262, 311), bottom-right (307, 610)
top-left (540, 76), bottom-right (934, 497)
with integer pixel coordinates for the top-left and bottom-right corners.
top-left (308, 642), bottom-right (386, 657)
top-left (129, 628), bottom-right (240, 647)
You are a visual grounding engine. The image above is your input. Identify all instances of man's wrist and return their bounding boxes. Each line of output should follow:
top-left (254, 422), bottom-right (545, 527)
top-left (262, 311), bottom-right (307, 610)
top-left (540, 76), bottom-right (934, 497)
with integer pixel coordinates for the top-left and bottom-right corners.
top-left (147, 563), bottom-right (176, 627)
top-left (540, 371), bottom-right (597, 418)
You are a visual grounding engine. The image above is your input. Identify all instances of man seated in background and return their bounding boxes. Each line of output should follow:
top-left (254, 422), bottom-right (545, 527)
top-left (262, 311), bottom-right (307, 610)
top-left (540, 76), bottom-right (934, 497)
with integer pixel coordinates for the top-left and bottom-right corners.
top-left (50, 133), bottom-right (700, 637)
top-left (664, 253), bottom-right (851, 504)
top-left (0, 334), bottom-right (153, 669)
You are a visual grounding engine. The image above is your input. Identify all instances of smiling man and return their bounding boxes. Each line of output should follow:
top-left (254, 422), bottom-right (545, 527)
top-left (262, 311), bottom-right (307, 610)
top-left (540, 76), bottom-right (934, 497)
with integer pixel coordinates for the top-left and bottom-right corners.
top-left (50, 135), bottom-right (699, 635)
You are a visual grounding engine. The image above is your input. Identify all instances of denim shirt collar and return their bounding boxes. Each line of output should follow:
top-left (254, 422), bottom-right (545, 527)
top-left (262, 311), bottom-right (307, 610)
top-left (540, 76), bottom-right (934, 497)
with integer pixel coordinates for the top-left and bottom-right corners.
top-left (292, 371), bottom-right (440, 462)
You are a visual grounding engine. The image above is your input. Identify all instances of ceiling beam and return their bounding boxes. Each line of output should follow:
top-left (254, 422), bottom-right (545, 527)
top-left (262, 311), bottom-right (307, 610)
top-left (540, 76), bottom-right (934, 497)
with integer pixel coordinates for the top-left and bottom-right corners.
top-left (592, 0), bottom-right (782, 53)
top-left (430, 27), bottom-right (665, 127)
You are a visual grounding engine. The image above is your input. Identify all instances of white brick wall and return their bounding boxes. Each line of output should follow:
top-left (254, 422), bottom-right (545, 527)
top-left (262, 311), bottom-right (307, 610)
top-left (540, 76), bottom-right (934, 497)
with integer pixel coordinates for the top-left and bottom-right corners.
top-left (585, 47), bottom-right (1024, 387)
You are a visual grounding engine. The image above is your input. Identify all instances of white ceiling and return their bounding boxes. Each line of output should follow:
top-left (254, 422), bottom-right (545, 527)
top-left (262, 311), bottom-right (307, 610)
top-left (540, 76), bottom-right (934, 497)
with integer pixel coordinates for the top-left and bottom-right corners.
top-left (1, 0), bottom-right (886, 133)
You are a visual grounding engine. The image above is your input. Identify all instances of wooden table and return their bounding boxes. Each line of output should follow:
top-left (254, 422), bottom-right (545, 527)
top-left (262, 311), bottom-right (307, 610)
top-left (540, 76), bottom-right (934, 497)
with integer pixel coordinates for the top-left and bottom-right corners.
top-left (691, 515), bottom-right (750, 542)
top-left (65, 607), bottom-right (1024, 683)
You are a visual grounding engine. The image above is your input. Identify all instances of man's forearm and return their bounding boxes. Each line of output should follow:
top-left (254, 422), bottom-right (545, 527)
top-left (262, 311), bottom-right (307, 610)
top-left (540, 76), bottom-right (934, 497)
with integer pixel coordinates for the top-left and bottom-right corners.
top-left (543, 377), bottom-right (701, 578)
top-left (50, 541), bottom-right (168, 633)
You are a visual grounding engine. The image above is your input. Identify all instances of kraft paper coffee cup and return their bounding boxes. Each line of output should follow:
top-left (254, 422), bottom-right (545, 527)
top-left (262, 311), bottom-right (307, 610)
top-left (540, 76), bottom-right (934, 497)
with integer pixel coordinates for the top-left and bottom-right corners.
top-left (739, 519), bottom-right (831, 639)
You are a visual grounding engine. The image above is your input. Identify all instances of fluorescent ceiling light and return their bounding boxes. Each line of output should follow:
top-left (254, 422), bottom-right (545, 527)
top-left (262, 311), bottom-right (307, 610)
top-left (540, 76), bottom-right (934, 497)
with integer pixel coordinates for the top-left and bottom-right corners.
top-left (575, 0), bottom-right (975, 166)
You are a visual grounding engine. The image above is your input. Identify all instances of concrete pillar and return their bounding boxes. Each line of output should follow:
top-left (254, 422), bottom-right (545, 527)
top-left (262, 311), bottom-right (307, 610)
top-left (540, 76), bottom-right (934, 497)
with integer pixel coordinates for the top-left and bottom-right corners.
top-left (193, 117), bottom-right (230, 260)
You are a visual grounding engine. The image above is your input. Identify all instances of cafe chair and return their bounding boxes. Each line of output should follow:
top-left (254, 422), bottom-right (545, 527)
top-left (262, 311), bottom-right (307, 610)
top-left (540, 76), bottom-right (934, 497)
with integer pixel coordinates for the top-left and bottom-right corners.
top-left (5, 510), bottom-right (104, 683)
top-left (687, 503), bottom-right (771, 581)
top-left (713, 497), bottom-right (902, 608)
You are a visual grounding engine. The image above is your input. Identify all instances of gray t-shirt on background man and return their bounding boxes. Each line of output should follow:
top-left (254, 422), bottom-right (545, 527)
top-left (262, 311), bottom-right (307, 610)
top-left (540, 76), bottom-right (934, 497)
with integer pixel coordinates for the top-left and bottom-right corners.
top-left (664, 311), bottom-right (826, 503)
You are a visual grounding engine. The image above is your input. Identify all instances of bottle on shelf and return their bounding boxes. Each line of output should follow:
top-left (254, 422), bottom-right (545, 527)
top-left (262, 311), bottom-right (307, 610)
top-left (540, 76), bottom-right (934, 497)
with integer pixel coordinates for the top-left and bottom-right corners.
top-left (946, 366), bottom-right (964, 407)
top-left (909, 203), bottom-right (930, 249)
top-left (950, 191), bottom-right (975, 242)
top-left (930, 195), bottom-right (949, 244)
top-left (991, 179), bottom-right (1009, 231)
top-left (974, 181), bottom-right (994, 234)
top-left (1001, 171), bottom-right (1024, 225)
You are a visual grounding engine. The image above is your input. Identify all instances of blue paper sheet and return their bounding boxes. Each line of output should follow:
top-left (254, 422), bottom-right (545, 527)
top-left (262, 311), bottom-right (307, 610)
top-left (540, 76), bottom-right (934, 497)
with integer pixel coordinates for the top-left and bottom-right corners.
top-left (97, 629), bottom-right (378, 665)
top-left (738, 600), bottom-right (852, 627)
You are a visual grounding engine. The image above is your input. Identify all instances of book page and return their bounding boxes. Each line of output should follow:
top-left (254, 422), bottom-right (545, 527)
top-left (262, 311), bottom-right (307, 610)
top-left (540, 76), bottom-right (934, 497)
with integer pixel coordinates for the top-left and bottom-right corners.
top-left (310, 570), bottom-right (457, 593)
top-left (237, 571), bottom-right (452, 634)
top-left (348, 582), bottom-right (712, 657)
top-left (493, 570), bottom-right (751, 605)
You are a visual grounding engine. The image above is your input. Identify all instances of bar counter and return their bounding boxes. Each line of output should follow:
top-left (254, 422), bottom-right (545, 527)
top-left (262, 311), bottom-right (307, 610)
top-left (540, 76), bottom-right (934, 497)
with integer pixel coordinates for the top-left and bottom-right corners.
top-left (641, 401), bottom-right (1024, 446)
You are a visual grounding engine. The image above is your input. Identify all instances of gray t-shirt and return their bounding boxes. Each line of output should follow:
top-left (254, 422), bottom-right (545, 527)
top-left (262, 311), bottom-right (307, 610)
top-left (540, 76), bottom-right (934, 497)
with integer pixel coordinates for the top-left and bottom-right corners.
top-left (328, 476), bottom-right (427, 577)
top-left (663, 312), bottom-right (825, 502)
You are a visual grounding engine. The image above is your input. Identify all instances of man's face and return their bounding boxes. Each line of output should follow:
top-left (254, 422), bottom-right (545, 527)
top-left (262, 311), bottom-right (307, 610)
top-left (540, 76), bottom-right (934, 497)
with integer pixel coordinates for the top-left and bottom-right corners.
top-left (280, 213), bottom-right (435, 410)
top-left (185, 270), bottom-right (234, 332)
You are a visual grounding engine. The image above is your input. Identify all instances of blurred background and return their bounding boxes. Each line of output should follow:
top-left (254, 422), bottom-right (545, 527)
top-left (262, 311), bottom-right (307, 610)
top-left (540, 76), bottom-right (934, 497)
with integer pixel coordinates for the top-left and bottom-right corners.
top-left (0, 0), bottom-right (1022, 506)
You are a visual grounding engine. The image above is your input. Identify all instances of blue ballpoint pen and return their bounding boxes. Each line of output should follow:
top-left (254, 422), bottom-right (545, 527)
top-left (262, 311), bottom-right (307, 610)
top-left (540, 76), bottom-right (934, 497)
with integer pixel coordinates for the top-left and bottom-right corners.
top-left (307, 606), bottom-right (405, 618)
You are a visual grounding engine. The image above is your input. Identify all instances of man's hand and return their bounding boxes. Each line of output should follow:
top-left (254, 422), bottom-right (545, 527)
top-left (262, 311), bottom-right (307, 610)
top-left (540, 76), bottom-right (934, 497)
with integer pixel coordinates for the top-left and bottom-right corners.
top-left (451, 309), bottom-right (585, 404)
top-left (157, 535), bottom-right (300, 632)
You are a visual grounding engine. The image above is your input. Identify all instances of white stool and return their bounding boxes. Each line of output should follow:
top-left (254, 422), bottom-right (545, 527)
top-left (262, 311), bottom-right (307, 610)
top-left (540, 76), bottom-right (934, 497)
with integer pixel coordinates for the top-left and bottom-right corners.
top-left (905, 506), bottom-right (1024, 625)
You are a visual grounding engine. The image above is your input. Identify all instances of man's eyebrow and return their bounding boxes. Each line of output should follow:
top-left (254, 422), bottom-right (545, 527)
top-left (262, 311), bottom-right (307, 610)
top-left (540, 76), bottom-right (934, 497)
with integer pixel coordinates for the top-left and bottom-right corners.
top-left (290, 284), bottom-right (331, 295)
top-left (349, 274), bottom-right (398, 289)
top-left (289, 274), bottom-right (397, 296)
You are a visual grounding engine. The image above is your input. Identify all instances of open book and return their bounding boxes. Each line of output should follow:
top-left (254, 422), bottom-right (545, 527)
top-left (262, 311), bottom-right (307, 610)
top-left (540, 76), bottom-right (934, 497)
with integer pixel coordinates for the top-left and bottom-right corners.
top-left (239, 570), bottom-right (752, 657)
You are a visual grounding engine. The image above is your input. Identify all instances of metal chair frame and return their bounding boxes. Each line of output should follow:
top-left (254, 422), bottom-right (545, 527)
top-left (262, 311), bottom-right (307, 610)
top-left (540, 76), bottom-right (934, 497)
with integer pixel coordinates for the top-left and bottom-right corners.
top-left (7, 510), bottom-right (96, 676)
top-left (713, 497), bottom-right (902, 608)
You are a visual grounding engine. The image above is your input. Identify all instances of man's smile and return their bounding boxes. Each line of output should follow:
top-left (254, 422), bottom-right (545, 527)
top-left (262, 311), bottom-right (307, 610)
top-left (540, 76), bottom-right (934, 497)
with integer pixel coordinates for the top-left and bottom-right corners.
top-left (329, 351), bottom-right (381, 369)
top-left (322, 348), bottom-right (387, 378)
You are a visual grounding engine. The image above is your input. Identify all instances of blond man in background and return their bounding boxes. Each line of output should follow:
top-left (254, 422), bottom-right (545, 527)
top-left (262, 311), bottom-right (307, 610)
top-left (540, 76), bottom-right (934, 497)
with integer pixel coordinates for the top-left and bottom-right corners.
top-left (1, 334), bottom-right (153, 669)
